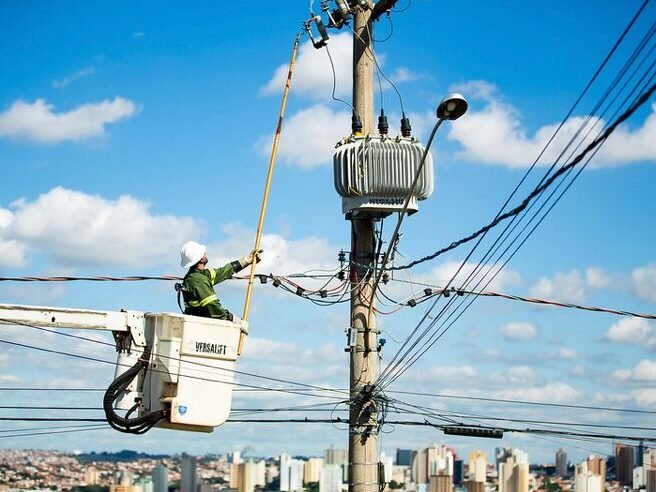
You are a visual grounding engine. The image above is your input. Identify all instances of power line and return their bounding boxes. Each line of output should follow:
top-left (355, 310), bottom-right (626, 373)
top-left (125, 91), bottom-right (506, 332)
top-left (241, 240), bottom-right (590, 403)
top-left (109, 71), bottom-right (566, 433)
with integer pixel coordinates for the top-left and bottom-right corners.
top-left (377, 3), bottom-right (656, 387)
top-left (388, 81), bottom-right (656, 272)
top-left (382, 67), bottom-right (656, 388)
top-left (386, 390), bottom-right (656, 415)
top-left (0, 333), bottom-right (344, 401)
top-left (0, 318), bottom-right (348, 399)
top-left (0, 425), bottom-right (109, 440)
top-left (384, 279), bottom-right (656, 319)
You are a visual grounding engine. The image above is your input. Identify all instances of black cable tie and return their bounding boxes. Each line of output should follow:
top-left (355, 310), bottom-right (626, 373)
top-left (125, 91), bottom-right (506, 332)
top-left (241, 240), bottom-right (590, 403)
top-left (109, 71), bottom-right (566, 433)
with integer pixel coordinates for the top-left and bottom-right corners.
top-left (407, 299), bottom-right (417, 308)
top-left (423, 288), bottom-right (432, 296)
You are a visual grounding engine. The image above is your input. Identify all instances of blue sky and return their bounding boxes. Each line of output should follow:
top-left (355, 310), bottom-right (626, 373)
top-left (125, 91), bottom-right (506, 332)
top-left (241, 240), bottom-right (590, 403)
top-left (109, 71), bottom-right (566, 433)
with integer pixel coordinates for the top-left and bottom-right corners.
top-left (0, 0), bottom-right (655, 465)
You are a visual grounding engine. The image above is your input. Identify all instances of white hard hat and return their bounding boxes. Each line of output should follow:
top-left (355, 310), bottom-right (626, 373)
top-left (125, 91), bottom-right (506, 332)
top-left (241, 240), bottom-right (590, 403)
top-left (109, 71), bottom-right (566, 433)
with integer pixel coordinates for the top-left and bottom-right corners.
top-left (180, 241), bottom-right (206, 269)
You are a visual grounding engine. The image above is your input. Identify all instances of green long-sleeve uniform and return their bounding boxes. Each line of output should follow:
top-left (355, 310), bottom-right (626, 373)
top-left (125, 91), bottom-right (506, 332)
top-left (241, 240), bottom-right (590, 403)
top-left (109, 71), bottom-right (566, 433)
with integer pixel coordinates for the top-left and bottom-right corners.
top-left (182, 260), bottom-right (243, 320)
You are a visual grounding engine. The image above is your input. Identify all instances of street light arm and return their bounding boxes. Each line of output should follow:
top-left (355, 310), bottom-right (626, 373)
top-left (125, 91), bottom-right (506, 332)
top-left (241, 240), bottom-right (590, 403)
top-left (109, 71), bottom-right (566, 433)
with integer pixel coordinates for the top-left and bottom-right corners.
top-left (372, 0), bottom-right (399, 22)
top-left (366, 117), bottom-right (445, 323)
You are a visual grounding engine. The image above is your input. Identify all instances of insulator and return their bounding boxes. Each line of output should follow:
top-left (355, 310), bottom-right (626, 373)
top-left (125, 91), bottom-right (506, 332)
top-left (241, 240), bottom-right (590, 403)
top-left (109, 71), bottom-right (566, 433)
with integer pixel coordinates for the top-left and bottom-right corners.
top-left (335, 0), bottom-right (351, 18)
top-left (378, 110), bottom-right (389, 135)
top-left (400, 113), bottom-right (412, 137)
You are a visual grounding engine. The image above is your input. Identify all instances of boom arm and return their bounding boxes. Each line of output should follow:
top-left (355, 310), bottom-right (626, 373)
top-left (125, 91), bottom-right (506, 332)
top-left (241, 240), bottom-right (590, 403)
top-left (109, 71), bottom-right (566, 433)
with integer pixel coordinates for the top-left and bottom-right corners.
top-left (0, 303), bottom-right (146, 346)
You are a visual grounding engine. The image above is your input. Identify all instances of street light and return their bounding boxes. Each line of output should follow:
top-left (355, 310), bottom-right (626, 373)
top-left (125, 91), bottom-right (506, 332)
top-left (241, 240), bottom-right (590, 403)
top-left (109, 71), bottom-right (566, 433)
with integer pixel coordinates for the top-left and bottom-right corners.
top-left (437, 93), bottom-right (468, 121)
top-left (367, 93), bottom-right (469, 322)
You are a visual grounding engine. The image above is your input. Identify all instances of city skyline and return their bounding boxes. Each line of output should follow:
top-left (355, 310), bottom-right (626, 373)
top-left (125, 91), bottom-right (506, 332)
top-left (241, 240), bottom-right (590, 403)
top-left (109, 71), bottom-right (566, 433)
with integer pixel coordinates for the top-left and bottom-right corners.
top-left (0, 0), bottom-right (655, 465)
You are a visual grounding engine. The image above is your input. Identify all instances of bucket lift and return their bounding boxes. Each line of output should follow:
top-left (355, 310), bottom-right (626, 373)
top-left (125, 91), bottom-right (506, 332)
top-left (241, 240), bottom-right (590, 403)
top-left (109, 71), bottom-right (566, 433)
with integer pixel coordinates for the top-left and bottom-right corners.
top-left (0, 303), bottom-right (247, 433)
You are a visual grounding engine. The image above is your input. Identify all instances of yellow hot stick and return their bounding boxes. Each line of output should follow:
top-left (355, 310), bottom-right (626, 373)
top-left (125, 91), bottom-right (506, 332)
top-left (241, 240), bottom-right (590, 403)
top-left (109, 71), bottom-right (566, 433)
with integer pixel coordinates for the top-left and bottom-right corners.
top-left (238, 34), bottom-right (300, 355)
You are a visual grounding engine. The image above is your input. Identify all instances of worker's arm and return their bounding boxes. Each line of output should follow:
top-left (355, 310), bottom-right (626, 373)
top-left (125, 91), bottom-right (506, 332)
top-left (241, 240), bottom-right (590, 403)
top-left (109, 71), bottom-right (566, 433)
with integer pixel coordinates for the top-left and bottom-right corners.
top-left (208, 263), bottom-right (239, 286)
top-left (208, 250), bottom-right (263, 286)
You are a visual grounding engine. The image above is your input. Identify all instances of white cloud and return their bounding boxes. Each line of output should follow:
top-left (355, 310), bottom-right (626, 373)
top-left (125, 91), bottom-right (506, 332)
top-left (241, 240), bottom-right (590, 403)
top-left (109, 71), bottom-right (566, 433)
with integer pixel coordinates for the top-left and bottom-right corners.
top-left (507, 365), bottom-right (536, 383)
top-left (613, 360), bottom-right (656, 382)
top-left (260, 33), bottom-right (352, 100)
top-left (529, 268), bottom-right (607, 303)
top-left (391, 67), bottom-right (418, 84)
top-left (632, 263), bottom-right (656, 303)
top-left (206, 224), bottom-right (337, 280)
top-left (0, 374), bottom-right (19, 383)
top-left (430, 366), bottom-right (476, 378)
top-left (492, 383), bottom-right (578, 403)
top-left (631, 388), bottom-right (656, 407)
top-left (52, 66), bottom-right (95, 89)
top-left (0, 97), bottom-right (138, 143)
top-left (500, 321), bottom-right (538, 341)
top-left (604, 318), bottom-right (656, 346)
top-left (447, 81), bottom-right (656, 168)
top-left (257, 104), bottom-right (351, 168)
top-left (544, 347), bottom-right (577, 360)
top-left (2, 187), bottom-right (202, 268)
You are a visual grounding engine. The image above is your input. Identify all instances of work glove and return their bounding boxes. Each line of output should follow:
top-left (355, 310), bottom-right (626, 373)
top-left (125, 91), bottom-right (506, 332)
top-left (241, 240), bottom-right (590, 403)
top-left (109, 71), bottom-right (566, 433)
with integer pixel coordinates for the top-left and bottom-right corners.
top-left (239, 249), bottom-right (263, 269)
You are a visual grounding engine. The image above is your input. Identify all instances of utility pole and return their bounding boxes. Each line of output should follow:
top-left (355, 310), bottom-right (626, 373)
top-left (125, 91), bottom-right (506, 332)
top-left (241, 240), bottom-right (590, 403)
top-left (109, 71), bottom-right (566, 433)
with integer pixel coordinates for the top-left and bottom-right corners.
top-left (348, 2), bottom-right (396, 492)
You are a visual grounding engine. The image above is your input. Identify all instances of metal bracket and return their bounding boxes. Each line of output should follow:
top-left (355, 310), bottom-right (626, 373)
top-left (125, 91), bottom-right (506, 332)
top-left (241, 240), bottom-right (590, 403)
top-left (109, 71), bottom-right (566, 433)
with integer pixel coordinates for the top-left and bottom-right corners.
top-left (124, 310), bottom-right (146, 347)
top-left (112, 331), bottom-right (134, 354)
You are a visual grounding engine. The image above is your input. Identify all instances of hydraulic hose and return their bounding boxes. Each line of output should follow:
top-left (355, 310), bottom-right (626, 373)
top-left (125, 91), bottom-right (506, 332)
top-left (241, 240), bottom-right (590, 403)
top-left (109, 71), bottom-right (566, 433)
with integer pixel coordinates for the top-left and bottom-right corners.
top-left (103, 345), bottom-right (167, 434)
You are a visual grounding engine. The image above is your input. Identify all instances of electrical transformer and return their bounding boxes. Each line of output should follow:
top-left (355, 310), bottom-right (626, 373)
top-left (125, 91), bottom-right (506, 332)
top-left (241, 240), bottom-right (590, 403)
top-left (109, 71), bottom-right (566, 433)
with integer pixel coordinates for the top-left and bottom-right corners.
top-left (333, 135), bottom-right (434, 217)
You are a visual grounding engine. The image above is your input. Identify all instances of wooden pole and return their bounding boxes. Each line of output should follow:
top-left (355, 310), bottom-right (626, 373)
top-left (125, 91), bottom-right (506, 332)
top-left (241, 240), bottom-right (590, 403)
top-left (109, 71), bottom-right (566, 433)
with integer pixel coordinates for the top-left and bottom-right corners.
top-left (238, 34), bottom-right (300, 355)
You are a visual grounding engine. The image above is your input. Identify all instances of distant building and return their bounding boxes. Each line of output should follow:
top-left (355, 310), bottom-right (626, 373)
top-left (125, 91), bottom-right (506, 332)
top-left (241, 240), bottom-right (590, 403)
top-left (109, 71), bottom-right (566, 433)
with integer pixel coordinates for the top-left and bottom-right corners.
top-left (325, 448), bottom-right (348, 482)
top-left (266, 462), bottom-right (279, 485)
top-left (135, 477), bottom-right (154, 492)
top-left (647, 468), bottom-right (656, 492)
top-left (152, 462), bottom-right (169, 492)
top-left (575, 455), bottom-right (606, 492)
top-left (238, 459), bottom-right (263, 492)
top-left (380, 453), bottom-right (394, 484)
top-left (498, 448), bottom-right (529, 492)
top-left (413, 445), bottom-right (454, 485)
top-left (429, 474), bottom-right (453, 492)
top-left (556, 449), bottom-right (568, 478)
top-left (85, 466), bottom-right (100, 486)
top-left (637, 442), bottom-right (645, 467)
top-left (453, 460), bottom-right (464, 485)
top-left (468, 450), bottom-right (487, 483)
top-left (181, 453), bottom-right (197, 492)
top-left (320, 464), bottom-right (342, 492)
top-left (464, 481), bottom-right (484, 492)
top-left (280, 453), bottom-right (304, 492)
top-left (397, 449), bottom-right (416, 467)
top-left (616, 444), bottom-right (633, 485)
top-left (304, 458), bottom-right (324, 484)
top-left (228, 451), bottom-right (243, 464)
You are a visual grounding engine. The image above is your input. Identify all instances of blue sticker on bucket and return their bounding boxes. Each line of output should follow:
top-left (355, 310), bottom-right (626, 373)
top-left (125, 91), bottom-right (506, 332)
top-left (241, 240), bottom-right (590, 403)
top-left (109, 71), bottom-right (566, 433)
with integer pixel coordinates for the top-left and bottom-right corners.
top-left (179, 405), bottom-right (188, 415)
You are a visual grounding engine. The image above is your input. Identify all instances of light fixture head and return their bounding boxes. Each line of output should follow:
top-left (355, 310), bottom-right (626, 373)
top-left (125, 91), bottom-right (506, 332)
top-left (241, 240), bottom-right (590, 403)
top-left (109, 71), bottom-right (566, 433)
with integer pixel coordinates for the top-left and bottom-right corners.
top-left (436, 93), bottom-right (468, 121)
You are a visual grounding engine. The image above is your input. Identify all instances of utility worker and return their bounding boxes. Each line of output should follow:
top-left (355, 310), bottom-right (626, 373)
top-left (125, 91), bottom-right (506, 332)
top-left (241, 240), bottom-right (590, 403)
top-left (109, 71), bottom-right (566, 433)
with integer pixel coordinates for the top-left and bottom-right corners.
top-left (178, 241), bottom-right (262, 321)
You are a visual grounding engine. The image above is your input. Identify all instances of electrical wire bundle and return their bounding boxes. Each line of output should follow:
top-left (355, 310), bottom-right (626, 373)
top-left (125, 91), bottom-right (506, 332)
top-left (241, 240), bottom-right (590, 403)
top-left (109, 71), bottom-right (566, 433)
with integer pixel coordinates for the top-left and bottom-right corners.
top-left (375, 0), bottom-right (656, 390)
